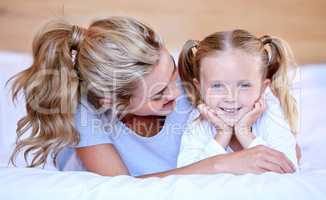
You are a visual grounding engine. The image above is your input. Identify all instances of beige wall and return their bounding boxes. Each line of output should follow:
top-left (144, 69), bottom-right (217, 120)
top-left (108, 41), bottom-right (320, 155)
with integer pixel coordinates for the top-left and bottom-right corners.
top-left (0, 0), bottom-right (325, 64)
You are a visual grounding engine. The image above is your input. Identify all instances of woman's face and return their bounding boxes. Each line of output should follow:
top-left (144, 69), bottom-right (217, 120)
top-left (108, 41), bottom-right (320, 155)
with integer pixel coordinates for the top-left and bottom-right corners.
top-left (127, 49), bottom-right (180, 116)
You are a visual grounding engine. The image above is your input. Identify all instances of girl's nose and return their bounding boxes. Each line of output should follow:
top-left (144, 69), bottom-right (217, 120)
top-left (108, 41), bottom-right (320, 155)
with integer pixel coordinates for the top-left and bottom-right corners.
top-left (224, 88), bottom-right (237, 103)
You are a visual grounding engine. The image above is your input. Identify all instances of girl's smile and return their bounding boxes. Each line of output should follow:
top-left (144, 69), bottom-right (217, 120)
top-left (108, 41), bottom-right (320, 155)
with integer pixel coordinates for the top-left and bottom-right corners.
top-left (219, 106), bottom-right (242, 115)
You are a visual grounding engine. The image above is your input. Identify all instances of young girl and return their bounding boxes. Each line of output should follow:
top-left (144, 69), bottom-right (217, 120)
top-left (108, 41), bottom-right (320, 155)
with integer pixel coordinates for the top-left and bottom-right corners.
top-left (177, 30), bottom-right (299, 172)
top-left (9, 17), bottom-right (296, 177)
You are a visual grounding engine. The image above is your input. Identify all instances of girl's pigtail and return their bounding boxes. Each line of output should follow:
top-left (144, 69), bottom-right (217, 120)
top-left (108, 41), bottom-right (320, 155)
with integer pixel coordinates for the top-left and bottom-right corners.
top-left (178, 40), bottom-right (201, 105)
top-left (261, 35), bottom-right (298, 134)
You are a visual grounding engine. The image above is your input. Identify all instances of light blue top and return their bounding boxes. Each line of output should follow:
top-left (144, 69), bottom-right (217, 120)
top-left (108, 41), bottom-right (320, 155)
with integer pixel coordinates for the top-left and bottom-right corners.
top-left (66, 86), bottom-right (193, 176)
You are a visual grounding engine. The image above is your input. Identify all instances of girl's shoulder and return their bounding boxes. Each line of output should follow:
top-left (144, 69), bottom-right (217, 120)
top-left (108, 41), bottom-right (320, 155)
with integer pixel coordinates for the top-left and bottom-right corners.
top-left (264, 87), bottom-right (281, 107)
top-left (263, 87), bottom-right (287, 120)
top-left (254, 87), bottom-right (292, 137)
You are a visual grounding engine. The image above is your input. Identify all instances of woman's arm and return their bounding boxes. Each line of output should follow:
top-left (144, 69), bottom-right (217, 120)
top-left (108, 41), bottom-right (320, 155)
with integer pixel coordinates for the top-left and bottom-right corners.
top-left (76, 143), bottom-right (295, 178)
top-left (76, 144), bottom-right (129, 176)
top-left (141, 145), bottom-right (295, 178)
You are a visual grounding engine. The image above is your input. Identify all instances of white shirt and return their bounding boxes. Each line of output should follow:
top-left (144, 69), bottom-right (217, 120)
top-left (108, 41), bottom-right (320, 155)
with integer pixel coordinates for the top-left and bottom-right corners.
top-left (177, 88), bottom-right (298, 169)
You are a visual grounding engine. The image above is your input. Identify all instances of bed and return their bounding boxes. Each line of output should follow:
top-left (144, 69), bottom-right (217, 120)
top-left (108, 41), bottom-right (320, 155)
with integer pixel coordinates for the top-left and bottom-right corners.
top-left (0, 51), bottom-right (326, 200)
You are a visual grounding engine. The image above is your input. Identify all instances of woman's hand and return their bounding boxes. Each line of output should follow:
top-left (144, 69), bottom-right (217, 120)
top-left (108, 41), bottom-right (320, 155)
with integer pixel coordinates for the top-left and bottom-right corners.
top-left (213, 145), bottom-right (296, 174)
top-left (140, 144), bottom-right (296, 178)
top-left (198, 104), bottom-right (233, 148)
top-left (234, 98), bottom-right (267, 148)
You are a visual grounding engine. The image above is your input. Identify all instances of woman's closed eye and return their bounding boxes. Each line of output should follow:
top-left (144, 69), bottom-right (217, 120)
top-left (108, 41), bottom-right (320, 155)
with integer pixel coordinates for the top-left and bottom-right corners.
top-left (151, 90), bottom-right (165, 101)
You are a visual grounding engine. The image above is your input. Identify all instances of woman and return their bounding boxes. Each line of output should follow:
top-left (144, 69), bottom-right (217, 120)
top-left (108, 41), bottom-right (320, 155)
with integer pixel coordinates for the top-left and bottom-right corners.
top-left (10, 16), bottom-right (295, 177)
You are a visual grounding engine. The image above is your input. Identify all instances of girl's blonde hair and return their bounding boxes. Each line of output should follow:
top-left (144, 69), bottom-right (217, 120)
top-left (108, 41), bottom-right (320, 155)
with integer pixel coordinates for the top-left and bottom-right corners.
top-left (178, 29), bottom-right (298, 134)
top-left (8, 16), bottom-right (163, 168)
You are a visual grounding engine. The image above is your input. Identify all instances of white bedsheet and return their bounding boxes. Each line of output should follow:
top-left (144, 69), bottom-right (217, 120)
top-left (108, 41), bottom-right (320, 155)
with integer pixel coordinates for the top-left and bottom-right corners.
top-left (0, 167), bottom-right (326, 200)
top-left (1, 51), bottom-right (326, 199)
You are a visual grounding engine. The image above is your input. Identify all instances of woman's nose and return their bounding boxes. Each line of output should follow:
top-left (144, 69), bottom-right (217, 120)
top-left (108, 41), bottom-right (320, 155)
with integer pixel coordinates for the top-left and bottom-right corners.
top-left (164, 82), bottom-right (180, 101)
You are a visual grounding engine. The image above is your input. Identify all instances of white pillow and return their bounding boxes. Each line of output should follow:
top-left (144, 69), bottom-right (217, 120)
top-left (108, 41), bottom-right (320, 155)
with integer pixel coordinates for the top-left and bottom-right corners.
top-left (294, 64), bottom-right (326, 171)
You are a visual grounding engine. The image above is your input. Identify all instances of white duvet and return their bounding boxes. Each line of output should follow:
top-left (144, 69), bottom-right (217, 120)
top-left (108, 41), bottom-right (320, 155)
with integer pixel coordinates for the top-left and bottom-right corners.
top-left (1, 51), bottom-right (326, 199)
top-left (0, 167), bottom-right (326, 200)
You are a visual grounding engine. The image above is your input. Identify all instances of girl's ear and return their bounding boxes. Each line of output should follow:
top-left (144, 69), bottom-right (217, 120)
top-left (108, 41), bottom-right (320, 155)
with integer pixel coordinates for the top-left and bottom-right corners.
top-left (193, 78), bottom-right (200, 91)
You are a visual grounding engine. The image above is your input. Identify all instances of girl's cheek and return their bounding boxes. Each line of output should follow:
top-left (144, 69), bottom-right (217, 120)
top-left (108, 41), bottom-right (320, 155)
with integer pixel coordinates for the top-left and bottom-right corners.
top-left (206, 98), bottom-right (219, 109)
top-left (238, 93), bottom-right (256, 108)
top-left (204, 90), bottom-right (223, 108)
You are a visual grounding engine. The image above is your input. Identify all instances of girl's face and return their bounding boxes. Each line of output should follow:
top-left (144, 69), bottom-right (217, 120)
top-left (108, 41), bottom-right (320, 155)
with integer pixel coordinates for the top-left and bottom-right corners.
top-left (127, 49), bottom-right (180, 116)
top-left (195, 49), bottom-right (269, 126)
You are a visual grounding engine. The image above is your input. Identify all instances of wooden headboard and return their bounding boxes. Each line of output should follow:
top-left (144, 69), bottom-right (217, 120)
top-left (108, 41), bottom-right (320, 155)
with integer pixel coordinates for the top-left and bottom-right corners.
top-left (0, 0), bottom-right (325, 64)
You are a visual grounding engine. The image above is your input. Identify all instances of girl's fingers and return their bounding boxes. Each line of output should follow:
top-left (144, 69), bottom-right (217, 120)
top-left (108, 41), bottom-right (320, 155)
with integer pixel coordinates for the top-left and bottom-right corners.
top-left (257, 97), bottom-right (267, 113)
top-left (211, 108), bottom-right (235, 128)
top-left (210, 107), bottom-right (225, 118)
top-left (255, 102), bottom-right (261, 112)
top-left (198, 104), bottom-right (228, 129)
top-left (250, 100), bottom-right (266, 119)
top-left (198, 104), bottom-right (209, 116)
top-left (260, 100), bottom-right (266, 112)
top-left (246, 102), bottom-right (260, 118)
top-left (207, 109), bottom-right (225, 127)
top-left (257, 102), bottom-right (264, 116)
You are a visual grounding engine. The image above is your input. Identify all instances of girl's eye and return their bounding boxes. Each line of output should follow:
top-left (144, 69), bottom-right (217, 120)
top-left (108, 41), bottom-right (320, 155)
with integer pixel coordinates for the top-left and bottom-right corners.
top-left (211, 83), bottom-right (223, 89)
top-left (239, 83), bottom-right (252, 88)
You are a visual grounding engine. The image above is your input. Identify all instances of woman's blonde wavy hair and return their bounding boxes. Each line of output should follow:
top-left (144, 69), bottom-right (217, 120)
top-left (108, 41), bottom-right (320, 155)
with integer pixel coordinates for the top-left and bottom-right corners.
top-left (178, 30), bottom-right (298, 135)
top-left (8, 16), bottom-right (163, 168)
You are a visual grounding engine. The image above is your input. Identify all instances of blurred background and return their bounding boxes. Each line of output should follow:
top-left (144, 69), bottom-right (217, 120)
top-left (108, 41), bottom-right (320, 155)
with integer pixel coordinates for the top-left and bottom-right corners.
top-left (0, 0), bottom-right (325, 64)
top-left (1, 0), bottom-right (326, 173)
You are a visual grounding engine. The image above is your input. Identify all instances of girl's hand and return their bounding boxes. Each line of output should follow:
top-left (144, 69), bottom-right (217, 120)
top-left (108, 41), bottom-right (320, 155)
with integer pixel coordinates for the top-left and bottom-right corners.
top-left (198, 104), bottom-right (233, 148)
top-left (214, 145), bottom-right (296, 174)
top-left (234, 98), bottom-right (267, 136)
